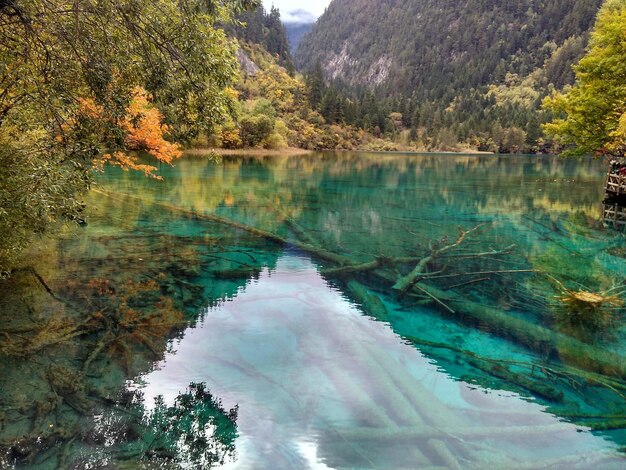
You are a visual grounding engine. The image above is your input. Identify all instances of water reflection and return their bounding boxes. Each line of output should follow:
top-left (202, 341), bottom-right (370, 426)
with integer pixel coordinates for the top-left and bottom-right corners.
top-left (1, 152), bottom-right (625, 468)
top-left (134, 255), bottom-right (623, 469)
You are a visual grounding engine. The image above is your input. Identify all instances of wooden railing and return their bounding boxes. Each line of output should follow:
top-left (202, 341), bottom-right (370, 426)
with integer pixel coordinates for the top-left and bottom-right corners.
top-left (603, 202), bottom-right (626, 227)
top-left (605, 173), bottom-right (626, 195)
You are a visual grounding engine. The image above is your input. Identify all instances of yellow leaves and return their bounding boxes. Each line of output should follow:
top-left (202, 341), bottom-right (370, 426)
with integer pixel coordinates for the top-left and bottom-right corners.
top-left (541, 91), bottom-right (572, 145)
top-left (220, 127), bottom-right (242, 149)
top-left (224, 87), bottom-right (240, 101)
top-left (83, 87), bottom-right (182, 178)
top-left (607, 111), bottom-right (626, 154)
top-left (542, 90), bottom-right (569, 113)
top-left (254, 66), bottom-right (297, 111)
top-left (122, 87), bottom-right (182, 165)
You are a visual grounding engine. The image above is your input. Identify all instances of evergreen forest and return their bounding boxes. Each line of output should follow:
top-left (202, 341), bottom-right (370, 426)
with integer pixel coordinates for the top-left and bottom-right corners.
top-left (294, 0), bottom-right (606, 153)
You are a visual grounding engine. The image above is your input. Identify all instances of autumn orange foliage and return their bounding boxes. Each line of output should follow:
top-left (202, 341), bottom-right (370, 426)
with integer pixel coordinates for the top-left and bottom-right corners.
top-left (85, 87), bottom-right (182, 178)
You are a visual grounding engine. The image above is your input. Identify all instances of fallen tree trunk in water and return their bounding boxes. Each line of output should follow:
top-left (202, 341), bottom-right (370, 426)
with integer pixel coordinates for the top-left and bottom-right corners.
top-left (345, 279), bottom-right (389, 322)
top-left (393, 225), bottom-right (485, 293)
top-left (94, 190), bottom-right (626, 380)
top-left (93, 189), bottom-right (349, 266)
top-left (405, 280), bottom-right (626, 380)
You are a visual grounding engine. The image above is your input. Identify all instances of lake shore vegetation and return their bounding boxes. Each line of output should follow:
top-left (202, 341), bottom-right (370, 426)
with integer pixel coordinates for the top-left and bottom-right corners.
top-left (0, 0), bottom-right (259, 274)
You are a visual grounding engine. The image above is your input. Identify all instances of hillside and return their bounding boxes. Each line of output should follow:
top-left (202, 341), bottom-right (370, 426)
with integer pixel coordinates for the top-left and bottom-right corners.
top-left (295, 0), bottom-right (604, 152)
top-left (229, 4), bottom-right (294, 72)
top-left (206, 42), bottom-right (367, 152)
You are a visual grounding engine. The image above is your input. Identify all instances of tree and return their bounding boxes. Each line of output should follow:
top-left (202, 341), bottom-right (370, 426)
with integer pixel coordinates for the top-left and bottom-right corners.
top-left (543, 0), bottom-right (626, 156)
top-left (0, 0), bottom-right (258, 274)
top-left (306, 62), bottom-right (326, 110)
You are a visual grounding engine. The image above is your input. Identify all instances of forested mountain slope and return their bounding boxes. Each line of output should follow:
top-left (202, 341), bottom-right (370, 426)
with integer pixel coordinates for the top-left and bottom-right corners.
top-left (296, 0), bottom-right (601, 96)
top-left (294, 0), bottom-right (604, 152)
top-left (229, 5), bottom-right (294, 72)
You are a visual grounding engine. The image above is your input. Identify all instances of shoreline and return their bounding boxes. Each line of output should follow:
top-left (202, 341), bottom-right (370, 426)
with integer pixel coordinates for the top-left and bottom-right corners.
top-left (186, 147), bottom-right (313, 157)
top-left (183, 147), bottom-right (559, 158)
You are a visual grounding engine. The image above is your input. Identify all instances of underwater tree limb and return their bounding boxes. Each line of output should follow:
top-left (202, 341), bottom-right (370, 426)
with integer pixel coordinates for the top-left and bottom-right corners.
top-left (403, 335), bottom-right (563, 402)
top-left (345, 280), bottom-right (389, 322)
top-left (280, 213), bottom-right (391, 323)
top-left (425, 269), bottom-right (536, 280)
top-left (412, 284), bottom-right (455, 313)
top-left (93, 189), bottom-right (349, 266)
top-left (441, 244), bottom-right (516, 259)
top-left (321, 257), bottom-right (390, 276)
top-left (393, 224), bottom-right (486, 293)
top-left (93, 189), bottom-right (626, 380)
top-left (405, 281), bottom-right (626, 380)
top-left (320, 255), bottom-right (431, 276)
top-left (444, 277), bottom-right (491, 290)
top-left (283, 217), bottom-right (320, 247)
top-left (83, 332), bottom-right (114, 374)
top-left (10, 267), bottom-right (63, 303)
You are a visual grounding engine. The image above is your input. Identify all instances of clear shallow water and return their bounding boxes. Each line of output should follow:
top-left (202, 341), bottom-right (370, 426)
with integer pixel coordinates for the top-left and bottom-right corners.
top-left (137, 256), bottom-right (620, 469)
top-left (0, 152), bottom-right (625, 468)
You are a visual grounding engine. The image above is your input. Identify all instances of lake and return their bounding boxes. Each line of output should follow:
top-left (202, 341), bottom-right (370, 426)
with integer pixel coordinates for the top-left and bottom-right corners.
top-left (0, 152), bottom-right (625, 469)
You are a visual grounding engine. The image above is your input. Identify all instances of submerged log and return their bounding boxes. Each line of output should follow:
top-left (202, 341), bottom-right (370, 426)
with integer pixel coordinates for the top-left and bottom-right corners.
top-left (95, 190), bottom-right (626, 380)
top-left (464, 357), bottom-right (564, 403)
top-left (573, 419), bottom-right (626, 431)
top-left (345, 280), bottom-right (389, 322)
top-left (411, 282), bottom-right (626, 380)
top-left (393, 225), bottom-right (485, 293)
top-left (93, 189), bottom-right (349, 266)
top-left (213, 268), bottom-right (262, 280)
top-left (403, 335), bottom-right (564, 402)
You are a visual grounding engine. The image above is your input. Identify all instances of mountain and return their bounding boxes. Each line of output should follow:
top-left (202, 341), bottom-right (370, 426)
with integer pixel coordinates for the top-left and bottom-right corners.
top-left (295, 0), bottom-right (602, 95)
top-left (294, 0), bottom-right (605, 152)
top-left (282, 9), bottom-right (316, 55)
top-left (284, 21), bottom-right (314, 56)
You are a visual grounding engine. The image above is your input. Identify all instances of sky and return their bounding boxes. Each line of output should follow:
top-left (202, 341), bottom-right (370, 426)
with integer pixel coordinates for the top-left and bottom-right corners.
top-left (262, 0), bottom-right (332, 23)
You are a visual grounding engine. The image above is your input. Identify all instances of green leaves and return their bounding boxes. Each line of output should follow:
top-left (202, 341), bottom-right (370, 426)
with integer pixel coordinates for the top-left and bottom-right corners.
top-left (0, 0), bottom-right (248, 272)
top-left (543, 0), bottom-right (626, 156)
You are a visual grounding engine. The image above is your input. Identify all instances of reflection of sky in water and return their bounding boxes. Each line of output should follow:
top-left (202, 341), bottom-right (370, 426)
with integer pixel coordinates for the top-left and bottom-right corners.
top-left (133, 254), bottom-right (623, 469)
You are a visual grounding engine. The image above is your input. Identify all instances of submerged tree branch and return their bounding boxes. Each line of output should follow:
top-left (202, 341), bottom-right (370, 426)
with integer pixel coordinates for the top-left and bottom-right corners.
top-left (93, 189), bottom-right (626, 380)
top-left (393, 224), bottom-right (487, 293)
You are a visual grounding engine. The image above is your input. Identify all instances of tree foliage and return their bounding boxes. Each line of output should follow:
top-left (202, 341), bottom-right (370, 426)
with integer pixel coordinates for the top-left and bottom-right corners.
top-left (229, 3), bottom-right (294, 72)
top-left (212, 42), bottom-right (365, 152)
top-left (0, 0), bottom-right (257, 273)
top-left (543, 0), bottom-right (626, 157)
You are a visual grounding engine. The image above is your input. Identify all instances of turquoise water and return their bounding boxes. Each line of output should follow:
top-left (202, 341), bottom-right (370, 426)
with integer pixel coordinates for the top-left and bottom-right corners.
top-left (0, 152), bottom-right (625, 468)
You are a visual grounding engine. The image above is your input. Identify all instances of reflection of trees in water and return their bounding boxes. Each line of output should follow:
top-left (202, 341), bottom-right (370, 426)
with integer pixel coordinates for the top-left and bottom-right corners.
top-left (0, 209), bottom-right (277, 467)
top-left (0, 270), bottom-right (244, 467)
top-left (101, 153), bottom-right (606, 242)
top-left (1, 152), bottom-right (622, 465)
top-left (0, 264), bottom-right (241, 468)
top-left (81, 383), bottom-right (238, 469)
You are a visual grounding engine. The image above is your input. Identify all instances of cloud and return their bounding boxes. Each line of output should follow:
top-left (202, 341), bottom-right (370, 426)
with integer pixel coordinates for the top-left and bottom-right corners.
top-left (282, 8), bottom-right (317, 24)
